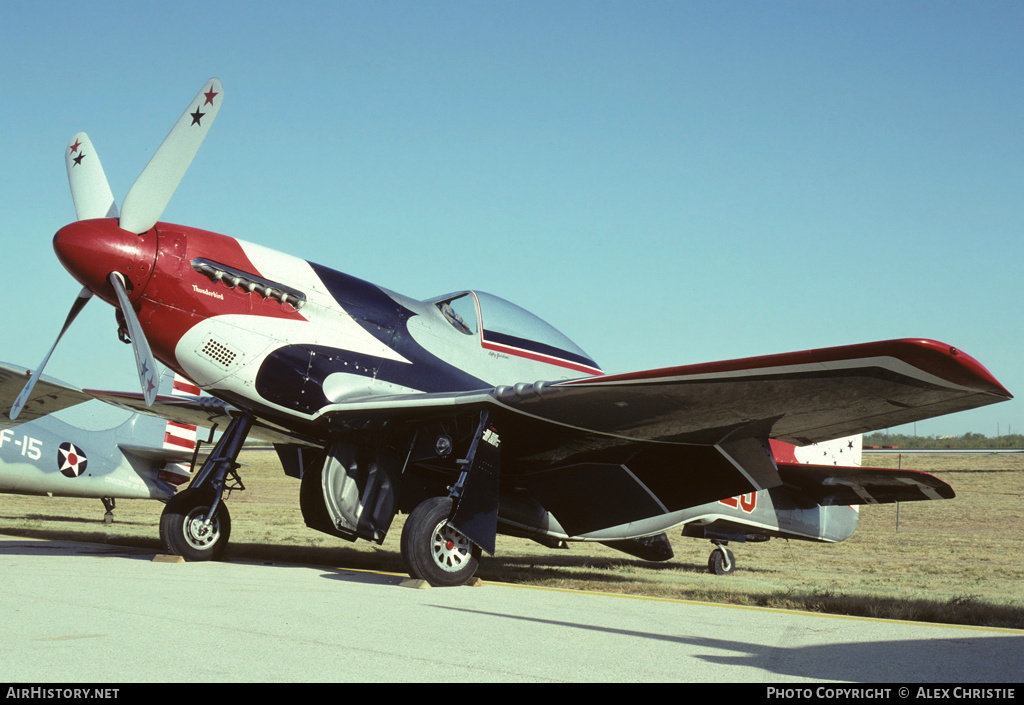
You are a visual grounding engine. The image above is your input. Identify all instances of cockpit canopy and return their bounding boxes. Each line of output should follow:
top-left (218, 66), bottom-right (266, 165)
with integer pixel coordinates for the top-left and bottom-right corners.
top-left (428, 291), bottom-right (601, 375)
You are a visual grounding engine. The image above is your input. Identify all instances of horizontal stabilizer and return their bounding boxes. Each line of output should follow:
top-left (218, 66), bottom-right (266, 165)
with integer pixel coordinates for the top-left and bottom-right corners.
top-left (778, 463), bottom-right (954, 505)
top-left (118, 444), bottom-right (204, 466)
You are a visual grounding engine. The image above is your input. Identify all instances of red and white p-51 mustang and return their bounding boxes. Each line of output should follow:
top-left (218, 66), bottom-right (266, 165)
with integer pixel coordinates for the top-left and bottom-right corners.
top-left (10, 79), bottom-right (1011, 585)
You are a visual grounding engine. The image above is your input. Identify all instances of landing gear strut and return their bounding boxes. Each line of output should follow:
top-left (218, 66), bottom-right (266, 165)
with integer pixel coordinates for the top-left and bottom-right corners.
top-left (159, 413), bottom-right (251, 561)
top-left (101, 497), bottom-right (115, 524)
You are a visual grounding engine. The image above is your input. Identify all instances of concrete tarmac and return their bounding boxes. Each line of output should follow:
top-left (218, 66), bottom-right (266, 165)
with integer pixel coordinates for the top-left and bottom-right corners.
top-left (1, 535), bottom-right (1020, 683)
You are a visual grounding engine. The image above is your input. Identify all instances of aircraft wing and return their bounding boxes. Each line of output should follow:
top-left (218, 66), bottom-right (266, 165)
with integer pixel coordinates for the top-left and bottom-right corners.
top-left (95, 339), bottom-right (1010, 454)
top-left (777, 462), bottom-right (955, 505)
top-left (0, 362), bottom-right (93, 429)
top-left (491, 338), bottom-right (1011, 447)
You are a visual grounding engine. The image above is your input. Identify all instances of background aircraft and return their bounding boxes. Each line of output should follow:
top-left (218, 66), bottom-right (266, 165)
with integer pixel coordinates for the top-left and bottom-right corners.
top-left (10, 78), bottom-right (1011, 586)
top-left (0, 362), bottom-right (198, 522)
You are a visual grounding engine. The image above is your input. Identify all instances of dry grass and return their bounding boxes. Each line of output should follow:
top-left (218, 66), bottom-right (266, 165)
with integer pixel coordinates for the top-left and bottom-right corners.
top-left (2, 450), bottom-right (1022, 629)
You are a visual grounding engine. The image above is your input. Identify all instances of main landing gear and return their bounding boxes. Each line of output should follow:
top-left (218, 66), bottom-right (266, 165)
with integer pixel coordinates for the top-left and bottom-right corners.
top-left (159, 414), bottom-right (251, 561)
top-left (400, 411), bottom-right (499, 587)
top-left (160, 487), bottom-right (232, 561)
top-left (400, 496), bottom-right (481, 587)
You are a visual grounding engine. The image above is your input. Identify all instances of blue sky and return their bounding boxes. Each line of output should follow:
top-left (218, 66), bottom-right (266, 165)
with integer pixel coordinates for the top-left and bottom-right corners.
top-left (3, 1), bottom-right (1022, 437)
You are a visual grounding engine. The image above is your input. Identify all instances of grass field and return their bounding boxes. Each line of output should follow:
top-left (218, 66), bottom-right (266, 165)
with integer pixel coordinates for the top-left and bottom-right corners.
top-left (1, 450), bottom-right (1022, 630)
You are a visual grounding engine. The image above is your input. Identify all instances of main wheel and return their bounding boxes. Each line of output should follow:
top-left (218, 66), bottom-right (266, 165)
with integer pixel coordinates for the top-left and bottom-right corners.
top-left (401, 496), bottom-right (481, 587)
top-left (160, 488), bottom-right (232, 561)
top-left (707, 546), bottom-right (736, 575)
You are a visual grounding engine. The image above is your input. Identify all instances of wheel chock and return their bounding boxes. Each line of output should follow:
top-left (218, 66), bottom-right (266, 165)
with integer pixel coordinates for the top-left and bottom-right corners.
top-left (152, 554), bottom-right (185, 563)
top-left (399, 578), bottom-right (431, 589)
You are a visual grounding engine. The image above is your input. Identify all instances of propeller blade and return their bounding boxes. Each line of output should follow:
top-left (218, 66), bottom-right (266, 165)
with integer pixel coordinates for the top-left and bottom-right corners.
top-left (119, 78), bottom-right (223, 235)
top-left (108, 273), bottom-right (159, 406)
top-left (65, 132), bottom-right (118, 220)
top-left (9, 287), bottom-right (93, 420)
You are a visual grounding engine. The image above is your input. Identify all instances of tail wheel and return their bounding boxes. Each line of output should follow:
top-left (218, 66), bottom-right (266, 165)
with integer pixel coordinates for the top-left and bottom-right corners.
top-left (707, 546), bottom-right (736, 575)
top-left (160, 488), bottom-right (231, 562)
top-left (401, 496), bottom-right (481, 587)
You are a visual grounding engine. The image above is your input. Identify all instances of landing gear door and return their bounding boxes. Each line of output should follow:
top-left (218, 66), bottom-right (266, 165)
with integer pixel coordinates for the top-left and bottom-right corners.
top-left (300, 441), bottom-right (402, 544)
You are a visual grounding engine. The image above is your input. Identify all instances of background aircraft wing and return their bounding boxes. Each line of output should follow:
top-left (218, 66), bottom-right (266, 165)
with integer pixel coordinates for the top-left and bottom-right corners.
top-left (85, 389), bottom-right (317, 446)
top-left (0, 362), bottom-right (93, 429)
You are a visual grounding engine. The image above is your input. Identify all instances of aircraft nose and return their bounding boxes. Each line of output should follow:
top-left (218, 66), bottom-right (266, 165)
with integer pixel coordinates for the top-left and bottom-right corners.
top-left (53, 219), bottom-right (158, 305)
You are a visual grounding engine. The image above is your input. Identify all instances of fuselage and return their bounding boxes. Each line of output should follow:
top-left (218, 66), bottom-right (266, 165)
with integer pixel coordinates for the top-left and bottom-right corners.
top-left (0, 412), bottom-right (177, 500)
top-left (53, 219), bottom-right (602, 429)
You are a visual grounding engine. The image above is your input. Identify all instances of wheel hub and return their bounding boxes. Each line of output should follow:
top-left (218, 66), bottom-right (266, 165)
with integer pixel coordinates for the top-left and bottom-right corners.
top-left (183, 508), bottom-right (219, 550)
top-left (430, 521), bottom-right (472, 573)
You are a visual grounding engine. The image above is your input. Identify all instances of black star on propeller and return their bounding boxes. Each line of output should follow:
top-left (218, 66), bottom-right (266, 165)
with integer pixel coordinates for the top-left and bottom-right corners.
top-left (73, 152), bottom-right (86, 166)
top-left (190, 106), bottom-right (206, 126)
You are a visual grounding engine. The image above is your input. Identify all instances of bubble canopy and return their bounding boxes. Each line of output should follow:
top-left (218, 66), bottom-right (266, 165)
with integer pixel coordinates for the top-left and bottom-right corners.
top-left (427, 291), bottom-right (602, 375)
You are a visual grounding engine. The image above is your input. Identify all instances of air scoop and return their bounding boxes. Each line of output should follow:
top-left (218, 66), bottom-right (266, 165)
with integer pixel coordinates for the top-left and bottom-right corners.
top-left (53, 219), bottom-right (158, 305)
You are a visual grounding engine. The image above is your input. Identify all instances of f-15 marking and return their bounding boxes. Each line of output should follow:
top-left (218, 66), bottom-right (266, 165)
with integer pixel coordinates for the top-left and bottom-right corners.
top-left (0, 429), bottom-right (42, 461)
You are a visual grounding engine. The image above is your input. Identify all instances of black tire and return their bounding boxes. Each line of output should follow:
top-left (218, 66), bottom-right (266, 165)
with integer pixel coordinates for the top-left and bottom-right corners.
top-left (707, 547), bottom-right (736, 575)
top-left (400, 496), bottom-right (481, 587)
top-left (160, 488), bottom-right (231, 561)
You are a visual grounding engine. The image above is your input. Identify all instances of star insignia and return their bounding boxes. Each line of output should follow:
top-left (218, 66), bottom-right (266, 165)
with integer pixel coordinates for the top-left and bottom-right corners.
top-left (203, 87), bottom-right (218, 106)
top-left (58, 442), bottom-right (88, 478)
top-left (190, 105), bottom-right (206, 126)
top-left (69, 138), bottom-right (82, 154)
top-left (73, 152), bottom-right (86, 167)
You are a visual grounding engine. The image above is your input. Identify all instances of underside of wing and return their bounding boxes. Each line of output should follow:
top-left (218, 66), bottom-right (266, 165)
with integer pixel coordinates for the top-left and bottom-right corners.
top-left (0, 362), bottom-right (93, 429)
top-left (777, 463), bottom-right (955, 505)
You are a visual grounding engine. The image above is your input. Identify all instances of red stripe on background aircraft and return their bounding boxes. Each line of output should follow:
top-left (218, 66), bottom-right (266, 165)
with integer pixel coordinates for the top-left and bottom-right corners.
top-left (8, 79), bottom-right (1011, 585)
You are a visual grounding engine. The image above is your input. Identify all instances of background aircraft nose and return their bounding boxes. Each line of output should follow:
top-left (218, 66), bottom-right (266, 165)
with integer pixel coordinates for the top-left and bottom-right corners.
top-left (53, 219), bottom-right (158, 304)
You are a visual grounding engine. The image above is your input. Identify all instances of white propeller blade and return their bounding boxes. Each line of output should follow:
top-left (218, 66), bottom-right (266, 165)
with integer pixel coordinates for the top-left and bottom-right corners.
top-left (9, 287), bottom-right (93, 420)
top-left (65, 132), bottom-right (118, 220)
top-left (119, 78), bottom-right (223, 235)
top-left (108, 273), bottom-right (159, 406)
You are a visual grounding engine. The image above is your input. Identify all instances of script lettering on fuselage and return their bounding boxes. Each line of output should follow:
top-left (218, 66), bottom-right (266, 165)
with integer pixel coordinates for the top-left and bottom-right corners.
top-left (0, 429), bottom-right (43, 461)
top-left (719, 492), bottom-right (757, 513)
top-left (191, 283), bottom-right (225, 300)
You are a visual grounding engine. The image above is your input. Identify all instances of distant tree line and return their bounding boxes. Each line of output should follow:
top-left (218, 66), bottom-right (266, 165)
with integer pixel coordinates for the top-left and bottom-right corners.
top-left (864, 432), bottom-right (1024, 449)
